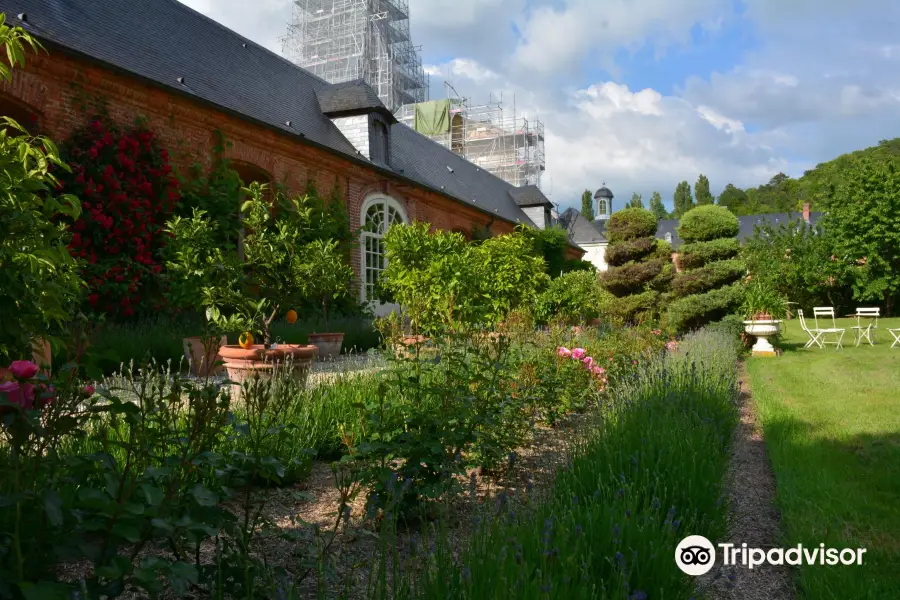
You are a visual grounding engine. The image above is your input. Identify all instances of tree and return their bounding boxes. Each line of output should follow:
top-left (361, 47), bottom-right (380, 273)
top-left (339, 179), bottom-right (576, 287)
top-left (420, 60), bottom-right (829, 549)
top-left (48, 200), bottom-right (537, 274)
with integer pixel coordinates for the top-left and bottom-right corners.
top-left (649, 191), bottom-right (668, 221)
top-left (628, 192), bottom-right (644, 209)
top-left (580, 189), bottom-right (595, 221)
top-left (666, 205), bottom-right (742, 331)
top-left (822, 154), bottom-right (900, 314)
top-left (0, 18), bottom-right (85, 361)
top-left (695, 174), bottom-right (714, 206)
top-left (673, 181), bottom-right (694, 218)
top-left (717, 183), bottom-right (749, 213)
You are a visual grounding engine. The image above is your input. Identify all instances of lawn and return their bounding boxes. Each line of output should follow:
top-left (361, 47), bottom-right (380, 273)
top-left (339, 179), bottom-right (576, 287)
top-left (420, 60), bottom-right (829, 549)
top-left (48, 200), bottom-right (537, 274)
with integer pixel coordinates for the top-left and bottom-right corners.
top-left (746, 316), bottom-right (900, 600)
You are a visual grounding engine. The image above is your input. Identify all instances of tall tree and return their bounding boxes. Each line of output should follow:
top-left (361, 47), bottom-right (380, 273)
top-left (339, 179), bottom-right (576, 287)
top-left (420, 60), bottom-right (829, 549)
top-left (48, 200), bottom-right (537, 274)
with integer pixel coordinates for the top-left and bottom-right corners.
top-left (580, 189), bottom-right (595, 221)
top-left (673, 181), bottom-right (694, 218)
top-left (628, 192), bottom-right (644, 209)
top-left (649, 191), bottom-right (668, 221)
top-left (717, 183), bottom-right (749, 213)
top-left (695, 174), bottom-right (714, 206)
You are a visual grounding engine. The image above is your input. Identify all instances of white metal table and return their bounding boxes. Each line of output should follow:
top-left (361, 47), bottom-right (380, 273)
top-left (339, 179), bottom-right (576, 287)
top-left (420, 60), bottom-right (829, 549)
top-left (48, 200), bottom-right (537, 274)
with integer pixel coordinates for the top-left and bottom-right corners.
top-left (846, 310), bottom-right (879, 346)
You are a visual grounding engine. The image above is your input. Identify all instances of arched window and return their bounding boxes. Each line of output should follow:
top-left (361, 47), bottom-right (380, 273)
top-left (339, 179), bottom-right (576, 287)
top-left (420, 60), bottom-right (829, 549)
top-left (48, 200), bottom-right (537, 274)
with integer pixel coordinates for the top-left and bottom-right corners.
top-left (665, 232), bottom-right (672, 243)
top-left (596, 199), bottom-right (608, 218)
top-left (360, 194), bottom-right (407, 308)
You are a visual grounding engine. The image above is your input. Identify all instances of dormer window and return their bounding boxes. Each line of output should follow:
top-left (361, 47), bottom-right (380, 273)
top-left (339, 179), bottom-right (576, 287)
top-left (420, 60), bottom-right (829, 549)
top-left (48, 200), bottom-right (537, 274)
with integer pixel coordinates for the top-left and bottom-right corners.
top-left (371, 119), bottom-right (389, 165)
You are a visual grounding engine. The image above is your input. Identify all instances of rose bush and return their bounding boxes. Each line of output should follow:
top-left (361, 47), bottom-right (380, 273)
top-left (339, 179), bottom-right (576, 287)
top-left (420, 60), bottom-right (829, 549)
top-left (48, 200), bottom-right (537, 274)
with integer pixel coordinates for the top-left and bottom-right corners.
top-left (59, 118), bottom-right (180, 318)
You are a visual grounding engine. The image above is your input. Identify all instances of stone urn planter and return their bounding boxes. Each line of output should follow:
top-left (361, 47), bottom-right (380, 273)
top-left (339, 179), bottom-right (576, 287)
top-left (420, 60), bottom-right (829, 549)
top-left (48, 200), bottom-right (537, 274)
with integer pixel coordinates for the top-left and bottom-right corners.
top-left (742, 319), bottom-right (782, 357)
top-left (307, 333), bottom-right (344, 360)
top-left (182, 335), bottom-right (227, 377)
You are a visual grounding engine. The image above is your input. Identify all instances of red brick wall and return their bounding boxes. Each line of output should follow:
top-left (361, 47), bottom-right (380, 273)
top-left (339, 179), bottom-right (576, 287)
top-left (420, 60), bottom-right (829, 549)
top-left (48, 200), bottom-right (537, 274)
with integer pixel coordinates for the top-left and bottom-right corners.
top-left (1, 48), bottom-right (578, 284)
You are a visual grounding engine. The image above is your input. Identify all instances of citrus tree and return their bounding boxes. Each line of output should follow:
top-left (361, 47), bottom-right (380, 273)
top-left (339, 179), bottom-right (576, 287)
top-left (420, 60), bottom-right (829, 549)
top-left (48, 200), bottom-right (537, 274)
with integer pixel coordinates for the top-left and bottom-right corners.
top-left (0, 16), bottom-right (84, 360)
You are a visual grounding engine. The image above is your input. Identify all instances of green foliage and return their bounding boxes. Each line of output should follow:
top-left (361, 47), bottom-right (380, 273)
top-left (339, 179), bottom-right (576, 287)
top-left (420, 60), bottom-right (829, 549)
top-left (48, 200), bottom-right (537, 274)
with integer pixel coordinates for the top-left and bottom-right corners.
top-left (695, 174), bottom-right (714, 206)
top-left (522, 225), bottom-right (570, 278)
top-left (604, 237), bottom-right (655, 267)
top-left (649, 191), bottom-right (669, 221)
top-left (678, 205), bottom-right (740, 243)
top-left (679, 238), bottom-right (740, 270)
top-left (580, 189), bottom-right (594, 222)
top-left (741, 278), bottom-right (788, 320)
top-left (601, 260), bottom-right (665, 296)
top-left (411, 328), bottom-right (738, 600)
top-left (740, 218), bottom-right (853, 315)
top-left (533, 270), bottom-right (612, 325)
top-left (671, 259), bottom-right (745, 298)
top-left (716, 183), bottom-right (748, 212)
top-left (628, 192), bottom-right (644, 209)
top-left (673, 180), bottom-right (694, 218)
top-left (821, 154), bottom-right (900, 312)
top-left (382, 223), bottom-right (548, 334)
top-left (605, 207), bottom-right (658, 243)
top-left (294, 238), bottom-right (354, 332)
top-left (666, 282), bottom-right (743, 332)
top-left (0, 21), bottom-right (84, 361)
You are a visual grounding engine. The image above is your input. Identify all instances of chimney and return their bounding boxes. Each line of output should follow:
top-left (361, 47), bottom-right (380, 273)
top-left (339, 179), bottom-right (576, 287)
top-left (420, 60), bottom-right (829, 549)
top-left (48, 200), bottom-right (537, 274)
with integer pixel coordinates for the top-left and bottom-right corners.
top-left (803, 203), bottom-right (810, 224)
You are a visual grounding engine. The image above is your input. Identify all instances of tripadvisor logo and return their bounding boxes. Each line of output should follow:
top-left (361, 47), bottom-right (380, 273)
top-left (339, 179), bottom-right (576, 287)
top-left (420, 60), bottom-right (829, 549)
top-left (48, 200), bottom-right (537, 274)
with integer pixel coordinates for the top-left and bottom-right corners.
top-left (676, 536), bottom-right (867, 575)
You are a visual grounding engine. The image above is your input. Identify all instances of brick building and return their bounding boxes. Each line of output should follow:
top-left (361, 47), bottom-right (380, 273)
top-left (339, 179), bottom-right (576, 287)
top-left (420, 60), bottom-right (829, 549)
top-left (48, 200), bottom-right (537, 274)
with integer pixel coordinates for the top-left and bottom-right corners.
top-left (0, 1), bottom-right (581, 315)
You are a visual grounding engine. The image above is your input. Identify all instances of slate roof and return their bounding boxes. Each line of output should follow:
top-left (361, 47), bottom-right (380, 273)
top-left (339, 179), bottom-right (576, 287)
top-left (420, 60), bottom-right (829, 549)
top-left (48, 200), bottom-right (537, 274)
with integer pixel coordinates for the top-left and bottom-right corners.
top-left (5, 0), bottom-right (537, 228)
top-left (316, 80), bottom-right (396, 122)
top-left (509, 185), bottom-right (553, 207)
top-left (656, 212), bottom-right (824, 248)
top-left (558, 208), bottom-right (609, 244)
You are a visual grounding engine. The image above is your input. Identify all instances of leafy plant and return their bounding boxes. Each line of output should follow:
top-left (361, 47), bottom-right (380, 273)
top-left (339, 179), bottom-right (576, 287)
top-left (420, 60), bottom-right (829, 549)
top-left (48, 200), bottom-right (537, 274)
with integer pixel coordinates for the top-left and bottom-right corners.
top-left (533, 270), bottom-right (613, 325)
top-left (741, 278), bottom-right (788, 320)
top-left (0, 17), bottom-right (84, 362)
top-left (297, 239), bottom-right (354, 332)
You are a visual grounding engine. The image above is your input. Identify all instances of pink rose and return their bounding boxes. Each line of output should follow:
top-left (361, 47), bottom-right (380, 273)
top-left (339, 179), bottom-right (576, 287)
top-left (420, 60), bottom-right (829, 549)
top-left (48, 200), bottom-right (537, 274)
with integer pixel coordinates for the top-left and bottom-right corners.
top-left (9, 360), bottom-right (39, 381)
top-left (82, 384), bottom-right (95, 398)
top-left (597, 367), bottom-right (606, 375)
top-left (557, 347), bottom-right (572, 358)
top-left (571, 348), bottom-right (586, 360)
top-left (583, 357), bottom-right (594, 369)
top-left (0, 381), bottom-right (22, 406)
top-left (591, 366), bottom-right (603, 377)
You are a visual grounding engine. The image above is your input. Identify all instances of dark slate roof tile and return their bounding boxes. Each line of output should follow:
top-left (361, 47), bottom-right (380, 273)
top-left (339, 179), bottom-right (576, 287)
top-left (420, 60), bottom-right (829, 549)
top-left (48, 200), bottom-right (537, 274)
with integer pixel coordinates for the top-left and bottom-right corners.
top-left (316, 80), bottom-right (395, 121)
top-left (509, 185), bottom-right (552, 207)
top-left (559, 207), bottom-right (608, 244)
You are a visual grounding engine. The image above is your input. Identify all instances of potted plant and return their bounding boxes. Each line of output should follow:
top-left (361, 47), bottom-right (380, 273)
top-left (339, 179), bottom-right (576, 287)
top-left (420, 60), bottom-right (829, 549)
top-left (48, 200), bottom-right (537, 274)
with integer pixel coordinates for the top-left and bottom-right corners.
top-left (741, 279), bottom-right (788, 356)
top-left (298, 239), bottom-right (354, 360)
top-left (163, 208), bottom-right (239, 377)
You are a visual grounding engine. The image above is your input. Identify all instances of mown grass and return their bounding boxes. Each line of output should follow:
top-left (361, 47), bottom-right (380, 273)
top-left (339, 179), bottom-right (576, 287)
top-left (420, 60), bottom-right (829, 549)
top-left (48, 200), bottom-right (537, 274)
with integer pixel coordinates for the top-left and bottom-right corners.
top-left (384, 328), bottom-right (739, 600)
top-left (747, 316), bottom-right (900, 599)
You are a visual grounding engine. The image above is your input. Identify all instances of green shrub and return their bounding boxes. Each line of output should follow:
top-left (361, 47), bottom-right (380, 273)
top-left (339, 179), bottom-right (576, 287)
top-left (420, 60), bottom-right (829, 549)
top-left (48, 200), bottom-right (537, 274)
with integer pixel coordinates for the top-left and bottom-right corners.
top-left (666, 282), bottom-right (744, 332)
top-left (678, 238), bottom-right (740, 270)
top-left (671, 259), bottom-right (745, 298)
top-left (606, 207), bottom-right (658, 243)
top-left (678, 205), bottom-right (739, 243)
top-left (533, 270), bottom-right (612, 325)
top-left (604, 237), bottom-right (655, 267)
top-left (600, 259), bottom-right (664, 296)
top-left (606, 290), bottom-right (659, 324)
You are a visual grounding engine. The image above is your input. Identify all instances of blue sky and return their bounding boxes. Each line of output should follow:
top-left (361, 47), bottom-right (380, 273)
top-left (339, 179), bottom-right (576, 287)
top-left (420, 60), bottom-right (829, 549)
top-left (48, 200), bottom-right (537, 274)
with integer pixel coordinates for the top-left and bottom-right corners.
top-left (180, 0), bottom-right (900, 212)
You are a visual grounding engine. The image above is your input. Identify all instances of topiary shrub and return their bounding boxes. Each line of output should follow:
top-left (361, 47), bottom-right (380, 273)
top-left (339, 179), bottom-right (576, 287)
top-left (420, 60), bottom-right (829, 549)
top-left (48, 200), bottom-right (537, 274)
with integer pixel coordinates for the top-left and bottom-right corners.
top-left (667, 205), bottom-right (742, 332)
top-left (678, 238), bottom-right (740, 270)
top-left (678, 205), bottom-right (740, 243)
top-left (599, 208), bottom-right (672, 323)
top-left (532, 270), bottom-right (613, 325)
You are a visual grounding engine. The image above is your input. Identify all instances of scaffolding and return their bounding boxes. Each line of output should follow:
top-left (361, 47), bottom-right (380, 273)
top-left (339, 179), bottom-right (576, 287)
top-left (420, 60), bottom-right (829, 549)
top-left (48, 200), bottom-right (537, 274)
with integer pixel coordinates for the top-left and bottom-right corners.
top-left (281, 0), bottom-right (429, 113)
top-left (396, 87), bottom-right (546, 188)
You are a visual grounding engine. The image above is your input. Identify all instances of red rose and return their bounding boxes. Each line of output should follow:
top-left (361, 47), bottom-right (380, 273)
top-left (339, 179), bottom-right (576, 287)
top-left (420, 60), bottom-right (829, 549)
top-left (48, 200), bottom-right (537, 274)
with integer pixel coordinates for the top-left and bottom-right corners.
top-left (88, 294), bottom-right (99, 306)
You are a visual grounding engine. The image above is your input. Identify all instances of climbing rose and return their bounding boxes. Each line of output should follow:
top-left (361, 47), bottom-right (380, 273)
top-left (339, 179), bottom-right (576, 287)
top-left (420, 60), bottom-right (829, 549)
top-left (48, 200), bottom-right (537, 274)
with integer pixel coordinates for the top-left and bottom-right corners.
top-left (583, 356), bottom-right (595, 369)
top-left (10, 361), bottom-right (39, 381)
top-left (557, 347), bottom-right (572, 358)
top-left (571, 348), bottom-right (586, 360)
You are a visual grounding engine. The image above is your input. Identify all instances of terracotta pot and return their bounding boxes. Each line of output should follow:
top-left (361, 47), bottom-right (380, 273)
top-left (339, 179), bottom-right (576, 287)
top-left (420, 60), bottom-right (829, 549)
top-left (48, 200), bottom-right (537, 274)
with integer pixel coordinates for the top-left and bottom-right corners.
top-left (31, 337), bottom-right (52, 374)
top-left (182, 335), bottom-right (227, 377)
top-left (220, 344), bottom-right (285, 396)
top-left (394, 335), bottom-right (433, 359)
top-left (307, 333), bottom-right (344, 360)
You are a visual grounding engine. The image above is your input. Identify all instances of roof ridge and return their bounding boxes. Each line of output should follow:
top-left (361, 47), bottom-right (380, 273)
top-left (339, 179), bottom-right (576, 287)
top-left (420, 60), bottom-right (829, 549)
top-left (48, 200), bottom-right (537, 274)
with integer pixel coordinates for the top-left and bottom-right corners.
top-left (160, 0), bottom-right (332, 87)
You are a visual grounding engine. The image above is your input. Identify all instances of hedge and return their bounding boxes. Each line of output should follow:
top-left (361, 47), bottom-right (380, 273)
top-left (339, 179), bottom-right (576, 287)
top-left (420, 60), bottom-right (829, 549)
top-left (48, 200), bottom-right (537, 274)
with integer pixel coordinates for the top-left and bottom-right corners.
top-left (671, 259), bottom-right (745, 298)
top-left (666, 282), bottom-right (744, 332)
top-left (677, 238), bottom-right (740, 270)
top-left (678, 205), bottom-right (739, 243)
top-left (606, 290), bottom-right (659, 324)
top-left (604, 237), bottom-right (655, 267)
top-left (599, 259), bottom-right (664, 296)
top-left (606, 208), bottom-right (658, 243)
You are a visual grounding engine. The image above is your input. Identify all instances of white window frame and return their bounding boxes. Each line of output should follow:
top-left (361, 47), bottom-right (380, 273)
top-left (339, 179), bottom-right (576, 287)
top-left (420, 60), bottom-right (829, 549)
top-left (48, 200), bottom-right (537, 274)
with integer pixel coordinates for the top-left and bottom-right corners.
top-left (360, 194), bottom-right (407, 315)
top-left (665, 232), bottom-right (673, 243)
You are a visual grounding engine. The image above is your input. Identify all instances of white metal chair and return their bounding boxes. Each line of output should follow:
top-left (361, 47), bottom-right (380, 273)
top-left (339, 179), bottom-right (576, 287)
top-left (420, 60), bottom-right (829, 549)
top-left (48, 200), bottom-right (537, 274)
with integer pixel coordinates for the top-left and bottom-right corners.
top-left (812, 307), bottom-right (845, 350)
top-left (797, 309), bottom-right (824, 349)
top-left (890, 328), bottom-right (900, 349)
top-left (851, 307), bottom-right (879, 346)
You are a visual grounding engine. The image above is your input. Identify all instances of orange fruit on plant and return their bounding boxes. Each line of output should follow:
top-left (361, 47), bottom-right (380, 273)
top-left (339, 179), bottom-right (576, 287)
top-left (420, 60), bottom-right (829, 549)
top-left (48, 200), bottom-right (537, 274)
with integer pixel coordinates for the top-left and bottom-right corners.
top-left (238, 331), bottom-right (255, 349)
top-left (286, 309), bottom-right (298, 324)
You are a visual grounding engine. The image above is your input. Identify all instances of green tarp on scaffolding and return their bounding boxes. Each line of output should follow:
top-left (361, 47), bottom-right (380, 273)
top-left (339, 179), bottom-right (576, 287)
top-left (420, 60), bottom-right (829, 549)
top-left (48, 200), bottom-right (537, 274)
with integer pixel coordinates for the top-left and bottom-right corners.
top-left (413, 99), bottom-right (451, 136)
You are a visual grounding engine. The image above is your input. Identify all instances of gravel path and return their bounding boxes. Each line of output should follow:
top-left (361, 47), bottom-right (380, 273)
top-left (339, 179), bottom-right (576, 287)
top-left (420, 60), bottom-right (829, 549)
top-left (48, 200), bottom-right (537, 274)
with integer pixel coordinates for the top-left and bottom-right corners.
top-left (699, 366), bottom-right (794, 600)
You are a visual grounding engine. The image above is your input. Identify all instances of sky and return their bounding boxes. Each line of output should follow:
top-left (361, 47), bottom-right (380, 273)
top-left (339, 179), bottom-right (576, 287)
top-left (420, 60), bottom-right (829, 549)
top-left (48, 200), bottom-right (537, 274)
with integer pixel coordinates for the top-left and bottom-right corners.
top-left (178, 0), bottom-right (900, 212)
